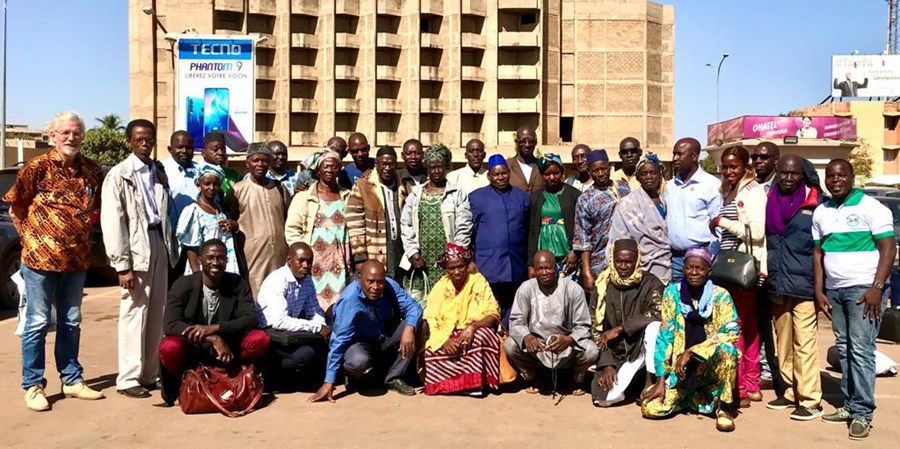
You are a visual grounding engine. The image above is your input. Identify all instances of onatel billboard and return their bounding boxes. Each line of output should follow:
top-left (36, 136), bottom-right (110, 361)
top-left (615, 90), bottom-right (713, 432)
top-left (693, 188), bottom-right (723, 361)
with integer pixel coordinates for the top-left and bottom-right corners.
top-left (832, 54), bottom-right (900, 98)
top-left (707, 116), bottom-right (857, 146)
top-left (174, 35), bottom-right (255, 152)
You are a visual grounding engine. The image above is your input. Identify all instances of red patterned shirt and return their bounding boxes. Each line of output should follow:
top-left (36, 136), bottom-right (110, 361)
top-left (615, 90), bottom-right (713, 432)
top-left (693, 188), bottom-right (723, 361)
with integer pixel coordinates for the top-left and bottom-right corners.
top-left (3, 149), bottom-right (103, 272)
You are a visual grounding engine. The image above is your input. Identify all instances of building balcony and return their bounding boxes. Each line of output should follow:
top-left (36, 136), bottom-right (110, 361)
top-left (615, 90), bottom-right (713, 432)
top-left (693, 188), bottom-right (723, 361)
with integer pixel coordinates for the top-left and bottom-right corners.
top-left (420, 0), bottom-right (443, 15)
top-left (420, 132), bottom-right (441, 144)
top-left (498, 65), bottom-right (539, 80)
top-left (248, 0), bottom-right (277, 15)
top-left (498, 131), bottom-right (516, 145)
top-left (255, 98), bottom-right (277, 113)
top-left (461, 132), bottom-right (483, 143)
top-left (377, 33), bottom-right (402, 49)
top-left (336, 98), bottom-right (361, 113)
top-left (335, 33), bottom-right (360, 49)
top-left (420, 99), bottom-right (447, 113)
top-left (498, 98), bottom-right (539, 113)
top-left (335, 65), bottom-right (360, 80)
top-left (461, 66), bottom-right (486, 81)
top-left (421, 66), bottom-right (443, 81)
top-left (214, 27), bottom-right (243, 36)
top-left (462, 0), bottom-right (487, 16)
top-left (498, 31), bottom-right (539, 48)
top-left (335, 0), bottom-right (360, 16)
top-left (291, 98), bottom-right (319, 113)
top-left (461, 32), bottom-right (486, 50)
top-left (421, 33), bottom-right (443, 49)
top-left (255, 33), bottom-right (276, 49)
top-left (377, 132), bottom-right (401, 145)
top-left (461, 99), bottom-right (485, 114)
top-left (291, 0), bottom-right (319, 15)
top-left (377, 98), bottom-right (402, 114)
top-left (257, 65), bottom-right (277, 80)
top-left (291, 64), bottom-right (318, 80)
top-left (291, 33), bottom-right (318, 49)
top-left (214, 0), bottom-right (243, 13)
top-left (291, 131), bottom-right (319, 146)
top-left (497, 0), bottom-right (539, 9)
top-left (376, 0), bottom-right (402, 15)
top-left (377, 65), bottom-right (402, 81)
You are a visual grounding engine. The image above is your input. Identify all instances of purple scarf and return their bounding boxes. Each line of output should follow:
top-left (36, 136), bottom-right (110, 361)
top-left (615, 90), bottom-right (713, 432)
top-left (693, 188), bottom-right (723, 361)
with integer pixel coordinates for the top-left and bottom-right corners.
top-left (765, 182), bottom-right (807, 236)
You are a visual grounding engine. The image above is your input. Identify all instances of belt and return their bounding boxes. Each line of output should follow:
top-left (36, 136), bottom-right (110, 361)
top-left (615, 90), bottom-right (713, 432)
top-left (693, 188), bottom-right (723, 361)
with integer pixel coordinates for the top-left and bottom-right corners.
top-left (148, 223), bottom-right (162, 231)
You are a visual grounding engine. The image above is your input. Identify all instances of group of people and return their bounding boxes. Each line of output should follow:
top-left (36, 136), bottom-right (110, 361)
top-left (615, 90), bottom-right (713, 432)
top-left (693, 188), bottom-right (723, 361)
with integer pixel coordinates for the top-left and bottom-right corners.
top-left (10, 111), bottom-right (895, 440)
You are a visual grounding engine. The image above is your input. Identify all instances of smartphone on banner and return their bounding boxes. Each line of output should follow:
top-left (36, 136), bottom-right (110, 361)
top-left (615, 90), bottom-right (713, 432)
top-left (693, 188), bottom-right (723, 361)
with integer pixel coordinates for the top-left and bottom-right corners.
top-left (203, 88), bottom-right (230, 135)
top-left (185, 97), bottom-right (204, 150)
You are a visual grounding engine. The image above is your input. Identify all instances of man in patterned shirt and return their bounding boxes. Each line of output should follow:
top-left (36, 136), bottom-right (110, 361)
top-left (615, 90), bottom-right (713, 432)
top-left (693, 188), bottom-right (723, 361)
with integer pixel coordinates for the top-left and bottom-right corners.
top-left (4, 111), bottom-right (106, 411)
top-left (573, 149), bottom-right (631, 309)
top-left (257, 242), bottom-right (330, 390)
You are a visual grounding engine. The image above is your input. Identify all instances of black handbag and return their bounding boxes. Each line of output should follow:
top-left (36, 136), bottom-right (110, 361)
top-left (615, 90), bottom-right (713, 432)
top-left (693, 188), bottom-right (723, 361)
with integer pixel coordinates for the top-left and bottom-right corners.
top-left (710, 224), bottom-right (760, 290)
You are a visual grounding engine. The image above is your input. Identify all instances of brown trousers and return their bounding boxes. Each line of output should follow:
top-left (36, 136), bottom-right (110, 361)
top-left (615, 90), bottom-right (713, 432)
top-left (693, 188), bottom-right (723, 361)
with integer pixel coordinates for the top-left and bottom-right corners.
top-left (770, 294), bottom-right (822, 408)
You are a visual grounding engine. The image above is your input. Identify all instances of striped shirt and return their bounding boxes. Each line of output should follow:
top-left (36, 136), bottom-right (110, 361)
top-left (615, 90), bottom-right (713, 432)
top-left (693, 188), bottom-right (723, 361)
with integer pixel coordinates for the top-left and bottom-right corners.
top-left (718, 199), bottom-right (742, 251)
top-left (812, 189), bottom-right (894, 289)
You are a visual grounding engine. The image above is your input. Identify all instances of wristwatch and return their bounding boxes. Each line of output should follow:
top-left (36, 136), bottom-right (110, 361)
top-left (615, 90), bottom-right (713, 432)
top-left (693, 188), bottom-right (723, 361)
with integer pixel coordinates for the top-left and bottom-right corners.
top-left (873, 280), bottom-right (886, 291)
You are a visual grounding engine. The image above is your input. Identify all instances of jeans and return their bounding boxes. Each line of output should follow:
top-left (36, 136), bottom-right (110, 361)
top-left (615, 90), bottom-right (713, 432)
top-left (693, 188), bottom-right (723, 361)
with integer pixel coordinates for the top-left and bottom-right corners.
top-left (670, 255), bottom-right (684, 285)
top-left (20, 265), bottom-right (87, 389)
top-left (827, 285), bottom-right (887, 421)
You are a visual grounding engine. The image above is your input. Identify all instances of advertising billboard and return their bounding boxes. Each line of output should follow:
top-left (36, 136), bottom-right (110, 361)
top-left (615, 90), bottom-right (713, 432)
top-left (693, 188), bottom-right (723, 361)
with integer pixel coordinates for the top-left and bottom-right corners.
top-left (707, 116), bottom-right (857, 146)
top-left (174, 35), bottom-right (255, 152)
top-left (831, 54), bottom-right (900, 98)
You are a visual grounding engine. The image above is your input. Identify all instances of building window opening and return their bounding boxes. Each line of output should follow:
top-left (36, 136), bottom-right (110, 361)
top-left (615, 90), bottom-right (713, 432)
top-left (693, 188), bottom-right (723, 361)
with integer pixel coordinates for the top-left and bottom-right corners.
top-left (560, 117), bottom-right (574, 143)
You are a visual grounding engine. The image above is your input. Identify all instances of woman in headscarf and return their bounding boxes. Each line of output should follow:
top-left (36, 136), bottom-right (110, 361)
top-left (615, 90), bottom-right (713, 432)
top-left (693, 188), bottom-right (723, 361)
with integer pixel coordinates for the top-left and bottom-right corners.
top-left (400, 144), bottom-right (473, 304)
top-left (607, 152), bottom-right (671, 283)
top-left (640, 248), bottom-right (740, 432)
top-left (591, 238), bottom-right (665, 407)
top-left (709, 145), bottom-right (768, 407)
top-left (526, 153), bottom-right (581, 279)
top-left (176, 164), bottom-right (241, 275)
top-left (422, 243), bottom-right (501, 396)
top-left (284, 149), bottom-right (350, 312)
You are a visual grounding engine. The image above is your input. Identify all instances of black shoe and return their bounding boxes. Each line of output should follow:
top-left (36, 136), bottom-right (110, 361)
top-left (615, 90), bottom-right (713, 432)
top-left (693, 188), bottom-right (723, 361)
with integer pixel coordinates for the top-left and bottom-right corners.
top-left (790, 406), bottom-right (824, 421)
top-left (766, 396), bottom-right (796, 410)
top-left (385, 379), bottom-right (416, 396)
top-left (117, 386), bottom-right (151, 398)
top-left (141, 380), bottom-right (162, 391)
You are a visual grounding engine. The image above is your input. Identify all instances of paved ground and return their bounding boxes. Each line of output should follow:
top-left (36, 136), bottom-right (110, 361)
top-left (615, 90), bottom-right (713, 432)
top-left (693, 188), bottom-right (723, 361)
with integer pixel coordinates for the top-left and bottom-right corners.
top-left (0, 285), bottom-right (898, 448)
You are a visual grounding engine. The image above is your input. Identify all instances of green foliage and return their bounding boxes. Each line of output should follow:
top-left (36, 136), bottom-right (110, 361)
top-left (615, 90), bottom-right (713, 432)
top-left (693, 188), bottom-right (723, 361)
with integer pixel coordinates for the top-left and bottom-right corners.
top-left (700, 153), bottom-right (718, 174)
top-left (81, 127), bottom-right (129, 166)
top-left (849, 138), bottom-right (874, 179)
top-left (95, 114), bottom-right (125, 132)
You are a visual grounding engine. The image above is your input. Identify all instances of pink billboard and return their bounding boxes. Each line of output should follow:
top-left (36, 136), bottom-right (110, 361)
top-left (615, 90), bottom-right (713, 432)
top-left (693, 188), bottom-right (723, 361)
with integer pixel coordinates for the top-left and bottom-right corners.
top-left (707, 116), bottom-right (857, 146)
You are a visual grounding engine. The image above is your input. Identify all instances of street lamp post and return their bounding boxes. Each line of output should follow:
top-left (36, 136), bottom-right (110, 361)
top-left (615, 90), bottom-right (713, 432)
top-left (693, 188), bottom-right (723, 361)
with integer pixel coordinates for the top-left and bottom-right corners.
top-left (1, 0), bottom-right (7, 167)
top-left (705, 53), bottom-right (730, 123)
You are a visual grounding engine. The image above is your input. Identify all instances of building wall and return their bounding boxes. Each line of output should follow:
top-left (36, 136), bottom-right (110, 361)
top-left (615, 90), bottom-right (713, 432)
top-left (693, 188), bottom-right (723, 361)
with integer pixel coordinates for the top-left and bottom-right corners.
top-left (790, 101), bottom-right (900, 177)
top-left (129, 0), bottom-right (674, 161)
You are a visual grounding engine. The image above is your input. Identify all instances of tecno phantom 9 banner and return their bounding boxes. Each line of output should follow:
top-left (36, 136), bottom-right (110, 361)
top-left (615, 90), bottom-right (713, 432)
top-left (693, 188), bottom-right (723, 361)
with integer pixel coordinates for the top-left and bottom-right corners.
top-left (174, 35), bottom-right (255, 152)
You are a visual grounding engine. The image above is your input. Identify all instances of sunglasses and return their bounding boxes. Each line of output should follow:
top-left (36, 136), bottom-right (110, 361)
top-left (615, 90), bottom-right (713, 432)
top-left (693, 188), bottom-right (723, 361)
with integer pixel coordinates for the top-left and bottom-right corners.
top-left (750, 154), bottom-right (772, 161)
top-left (620, 149), bottom-right (641, 155)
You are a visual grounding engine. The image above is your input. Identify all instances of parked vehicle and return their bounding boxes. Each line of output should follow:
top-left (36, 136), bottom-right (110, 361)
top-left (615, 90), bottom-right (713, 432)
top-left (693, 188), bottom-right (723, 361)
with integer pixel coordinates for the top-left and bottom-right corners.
top-left (862, 186), bottom-right (900, 197)
top-left (0, 166), bottom-right (115, 309)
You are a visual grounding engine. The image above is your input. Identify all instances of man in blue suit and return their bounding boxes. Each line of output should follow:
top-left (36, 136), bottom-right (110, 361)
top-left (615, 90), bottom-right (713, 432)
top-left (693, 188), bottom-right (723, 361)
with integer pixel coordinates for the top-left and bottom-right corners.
top-left (469, 154), bottom-right (530, 328)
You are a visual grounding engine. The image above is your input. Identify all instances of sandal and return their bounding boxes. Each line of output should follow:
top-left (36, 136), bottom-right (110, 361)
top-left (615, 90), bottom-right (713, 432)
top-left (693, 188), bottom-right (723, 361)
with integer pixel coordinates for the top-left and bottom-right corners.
top-left (716, 409), bottom-right (736, 432)
top-left (525, 385), bottom-right (540, 394)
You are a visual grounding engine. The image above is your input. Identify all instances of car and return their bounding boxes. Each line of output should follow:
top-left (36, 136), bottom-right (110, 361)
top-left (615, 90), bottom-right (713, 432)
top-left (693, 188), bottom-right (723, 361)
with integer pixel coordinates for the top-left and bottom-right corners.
top-left (874, 196), bottom-right (900, 239)
top-left (862, 186), bottom-right (900, 197)
top-left (0, 166), bottom-right (115, 309)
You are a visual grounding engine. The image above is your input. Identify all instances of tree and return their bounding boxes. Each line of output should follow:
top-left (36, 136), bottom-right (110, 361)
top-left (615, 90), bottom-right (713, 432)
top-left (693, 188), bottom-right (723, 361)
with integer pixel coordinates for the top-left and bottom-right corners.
top-left (95, 114), bottom-right (125, 132)
top-left (848, 138), bottom-right (874, 180)
top-left (81, 127), bottom-right (129, 166)
top-left (700, 153), bottom-right (718, 174)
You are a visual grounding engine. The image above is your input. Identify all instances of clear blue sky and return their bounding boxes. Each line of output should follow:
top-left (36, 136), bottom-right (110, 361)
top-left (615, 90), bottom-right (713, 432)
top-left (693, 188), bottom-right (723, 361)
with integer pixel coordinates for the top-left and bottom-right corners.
top-left (4, 0), bottom-right (891, 142)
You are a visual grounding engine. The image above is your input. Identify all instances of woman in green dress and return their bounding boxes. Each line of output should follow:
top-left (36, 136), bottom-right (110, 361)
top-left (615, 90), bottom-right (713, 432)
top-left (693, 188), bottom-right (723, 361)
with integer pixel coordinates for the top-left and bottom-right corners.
top-left (400, 144), bottom-right (473, 306)
top-left (527, 153), bottom-right (581, 278)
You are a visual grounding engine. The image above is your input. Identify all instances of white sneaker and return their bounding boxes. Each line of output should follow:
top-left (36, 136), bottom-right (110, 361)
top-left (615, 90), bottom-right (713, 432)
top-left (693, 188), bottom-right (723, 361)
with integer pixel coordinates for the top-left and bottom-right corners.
top-left (25, 385), bottom-right (50, 411)
top-left (62, 382), bottom-right (105, 400)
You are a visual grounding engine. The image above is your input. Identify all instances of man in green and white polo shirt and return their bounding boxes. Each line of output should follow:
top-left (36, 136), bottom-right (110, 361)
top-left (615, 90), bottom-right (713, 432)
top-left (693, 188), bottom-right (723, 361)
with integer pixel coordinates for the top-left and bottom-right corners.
top-left (812, 159), bottom-right (896, 440)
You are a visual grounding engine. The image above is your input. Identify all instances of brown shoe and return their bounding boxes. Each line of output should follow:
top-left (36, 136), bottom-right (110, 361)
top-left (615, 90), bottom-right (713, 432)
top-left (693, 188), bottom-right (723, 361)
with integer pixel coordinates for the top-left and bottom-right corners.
top-left (748, 391), bottom-right (763, 402)
top-left (739, 397), bottom-right (752, 408)
top-left (716, 409), bottom-right (736, 432)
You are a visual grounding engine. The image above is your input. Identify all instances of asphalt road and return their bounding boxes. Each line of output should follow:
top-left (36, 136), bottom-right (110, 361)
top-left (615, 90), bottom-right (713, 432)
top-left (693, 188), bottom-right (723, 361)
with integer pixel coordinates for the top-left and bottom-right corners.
top-left (0, 285), bottom-right (898, 448)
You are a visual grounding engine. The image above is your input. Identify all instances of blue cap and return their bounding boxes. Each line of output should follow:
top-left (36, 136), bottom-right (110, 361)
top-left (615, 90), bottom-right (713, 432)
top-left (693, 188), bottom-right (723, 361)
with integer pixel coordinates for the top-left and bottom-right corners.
top-left (587, 149), bottom-right (609, 165)
top-left (487, 154), bottom-right (507, 169)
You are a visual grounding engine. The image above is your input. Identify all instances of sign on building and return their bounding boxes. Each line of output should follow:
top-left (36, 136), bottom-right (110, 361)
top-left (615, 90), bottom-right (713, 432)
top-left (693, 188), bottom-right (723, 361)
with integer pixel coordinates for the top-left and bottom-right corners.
top-left (707, 116), bottom-right (857, 146)
top-left (831, 54), bottom-right (900, 98)
top-left (174, 35), bottom-right (255, 152)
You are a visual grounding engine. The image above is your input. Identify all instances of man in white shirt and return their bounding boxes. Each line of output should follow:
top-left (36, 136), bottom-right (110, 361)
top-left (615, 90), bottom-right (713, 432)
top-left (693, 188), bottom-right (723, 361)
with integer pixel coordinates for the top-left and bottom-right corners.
top-left (257, 242), bottom-right (330, 389)
top-left (447, 138), bottom-right (488, 194)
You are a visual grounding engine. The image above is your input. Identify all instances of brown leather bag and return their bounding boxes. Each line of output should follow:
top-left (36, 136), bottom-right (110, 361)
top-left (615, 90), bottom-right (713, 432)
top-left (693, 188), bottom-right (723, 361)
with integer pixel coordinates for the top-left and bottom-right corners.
top-left (179, 363), bottom-right (263, 417)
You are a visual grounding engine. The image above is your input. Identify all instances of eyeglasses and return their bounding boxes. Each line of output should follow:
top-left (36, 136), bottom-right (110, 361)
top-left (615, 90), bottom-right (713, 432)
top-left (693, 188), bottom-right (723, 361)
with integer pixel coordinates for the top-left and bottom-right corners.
top-left (131, 137), bottom-right (156, 144)
top-left (750, 154), bottom-right (772, 161)
top-left (620, 149), bottom-right (641, 154)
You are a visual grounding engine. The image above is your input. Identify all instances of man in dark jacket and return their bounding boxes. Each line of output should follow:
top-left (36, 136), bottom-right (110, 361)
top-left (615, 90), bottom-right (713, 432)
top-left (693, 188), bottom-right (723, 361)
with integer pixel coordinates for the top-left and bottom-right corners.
top-left (158, 239), bottom-right (271, 406)
top-left (764, 155), bottom-right (824, 421)
top-left (591, 239), bottom-right (665, 407)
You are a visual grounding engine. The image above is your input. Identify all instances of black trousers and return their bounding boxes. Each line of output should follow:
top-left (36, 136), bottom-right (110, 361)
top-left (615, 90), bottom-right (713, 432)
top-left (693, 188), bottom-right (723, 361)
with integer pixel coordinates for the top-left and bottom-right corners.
top-left (343, 323), bottom-right (415, 384)
top-left (490, 282), bottom-right (521, 330)
top-left (758, 288), bottom-right (785, 395)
